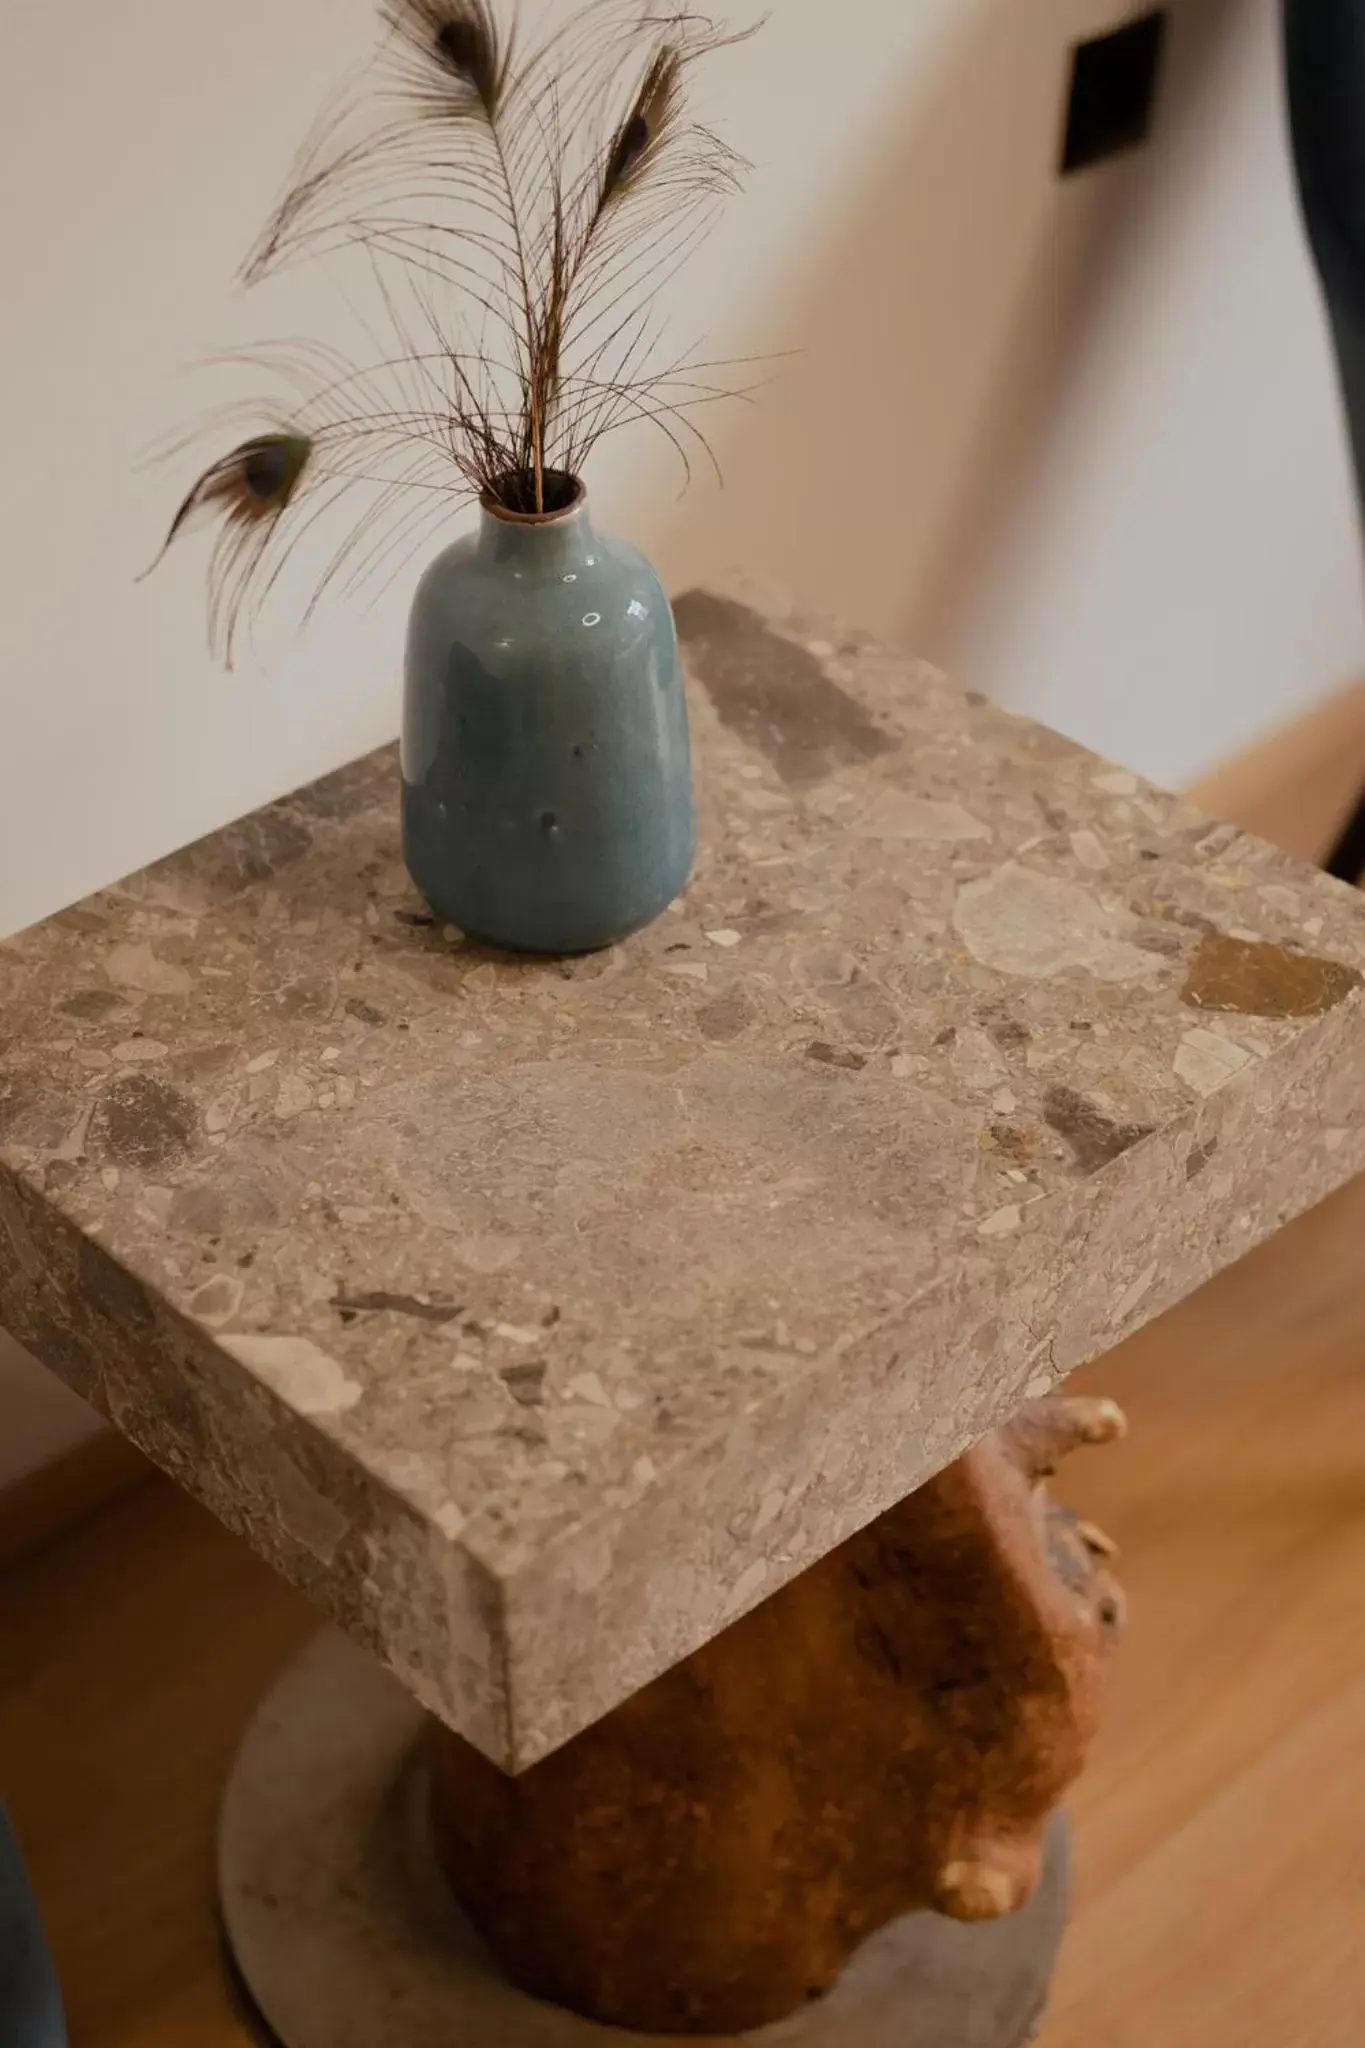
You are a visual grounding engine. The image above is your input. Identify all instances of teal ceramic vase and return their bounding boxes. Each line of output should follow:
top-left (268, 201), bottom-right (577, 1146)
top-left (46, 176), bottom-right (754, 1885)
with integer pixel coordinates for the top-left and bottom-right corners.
top-left (401, 475), bottom-right (694, 954)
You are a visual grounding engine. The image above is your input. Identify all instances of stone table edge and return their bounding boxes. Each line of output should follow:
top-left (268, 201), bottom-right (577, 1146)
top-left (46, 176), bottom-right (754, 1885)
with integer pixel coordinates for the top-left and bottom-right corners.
top-left (492, 981), bottom-right (1365, 1760)
top-left (3, 977), bottom-right (1361, 1767)
top-left (0, 1157), bottom-right (513, 1759)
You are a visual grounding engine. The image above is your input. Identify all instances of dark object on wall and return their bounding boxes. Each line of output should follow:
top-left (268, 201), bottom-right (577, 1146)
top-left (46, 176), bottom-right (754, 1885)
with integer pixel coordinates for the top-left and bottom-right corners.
top-left (0, 1805), bottom-right (66, 2048)
top-left (1059, 11), bottom-right (1169, 175)
top-left (1285, 0), bottom-right (1365, 883)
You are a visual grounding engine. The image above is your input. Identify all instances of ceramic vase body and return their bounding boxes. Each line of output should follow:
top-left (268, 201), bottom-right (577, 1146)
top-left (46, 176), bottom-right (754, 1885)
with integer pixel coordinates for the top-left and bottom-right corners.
top-left (401, 487), bottom-right (693, 954)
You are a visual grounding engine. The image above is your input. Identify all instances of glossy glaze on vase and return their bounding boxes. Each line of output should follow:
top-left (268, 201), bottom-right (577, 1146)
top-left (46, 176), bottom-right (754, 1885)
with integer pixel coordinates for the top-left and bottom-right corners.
top-left (401, 482), bottom-right (693, 954)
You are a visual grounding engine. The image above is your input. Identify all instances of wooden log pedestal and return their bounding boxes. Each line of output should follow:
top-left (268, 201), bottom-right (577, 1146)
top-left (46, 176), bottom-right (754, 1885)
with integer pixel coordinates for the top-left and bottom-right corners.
top-left (5, 593), bottom-right (1365, 2046)
top-left (220, 1394), bottom-right (1123, 2047)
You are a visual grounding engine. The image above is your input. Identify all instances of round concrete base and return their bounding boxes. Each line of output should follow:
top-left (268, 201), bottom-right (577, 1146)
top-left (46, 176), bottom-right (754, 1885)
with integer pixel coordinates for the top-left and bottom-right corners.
top-left (220, 1631), bottom-right (1068, 2048)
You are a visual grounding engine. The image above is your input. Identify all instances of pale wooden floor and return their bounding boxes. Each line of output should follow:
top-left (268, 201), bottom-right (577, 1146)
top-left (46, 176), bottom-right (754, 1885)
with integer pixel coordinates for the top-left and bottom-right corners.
top-left (0, 1169), bottom-right (1362, 2046)
top-left (1045, 1172), bottom-right (1365, 2048)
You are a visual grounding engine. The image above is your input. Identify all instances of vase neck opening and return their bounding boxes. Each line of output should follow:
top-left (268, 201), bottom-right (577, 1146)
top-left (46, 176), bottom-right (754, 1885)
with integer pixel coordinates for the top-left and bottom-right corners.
top-left (483, 470), bottom-right (582, 519)
top-left (477, 472), bottom-right (593, 568)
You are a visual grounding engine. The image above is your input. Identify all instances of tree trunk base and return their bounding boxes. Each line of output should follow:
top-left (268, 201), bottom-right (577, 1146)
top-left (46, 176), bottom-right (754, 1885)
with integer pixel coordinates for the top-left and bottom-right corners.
top-left (219, 1629), bottom-right (1070, 2047)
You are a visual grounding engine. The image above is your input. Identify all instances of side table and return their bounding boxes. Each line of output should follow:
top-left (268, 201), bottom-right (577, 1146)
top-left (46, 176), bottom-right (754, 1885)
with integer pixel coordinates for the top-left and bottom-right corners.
top-left (3, 591), bottom-right (1363, 2044)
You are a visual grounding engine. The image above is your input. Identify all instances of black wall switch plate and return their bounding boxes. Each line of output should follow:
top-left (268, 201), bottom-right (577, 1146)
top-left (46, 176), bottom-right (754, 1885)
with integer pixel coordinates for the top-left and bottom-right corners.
top-left (1060, 10), bottom-right (1169, 175)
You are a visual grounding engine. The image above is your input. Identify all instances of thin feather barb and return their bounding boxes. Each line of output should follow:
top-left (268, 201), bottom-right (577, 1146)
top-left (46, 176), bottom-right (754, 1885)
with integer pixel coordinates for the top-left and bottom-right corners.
top-left (601, 46), bottom-right (682, 206)
top-left (384, 0), bottom-right (507, 115)
top-left (152, 433), bottom-right (313, 563)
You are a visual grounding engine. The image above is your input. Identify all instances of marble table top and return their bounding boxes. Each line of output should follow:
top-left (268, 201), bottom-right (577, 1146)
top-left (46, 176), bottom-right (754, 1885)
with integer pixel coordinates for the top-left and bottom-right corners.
top-left (3, 590), bottom-right (1364, 1769)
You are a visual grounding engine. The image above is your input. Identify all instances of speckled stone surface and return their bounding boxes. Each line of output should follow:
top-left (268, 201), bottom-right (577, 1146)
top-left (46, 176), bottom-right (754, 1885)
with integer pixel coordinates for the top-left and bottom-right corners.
top-left (3, 590), bottom-right (1364, 1769)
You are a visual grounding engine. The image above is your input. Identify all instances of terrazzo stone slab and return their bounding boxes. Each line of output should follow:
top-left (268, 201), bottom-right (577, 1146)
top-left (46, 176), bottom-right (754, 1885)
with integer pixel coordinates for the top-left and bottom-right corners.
top-left (2, 589), bottom-right (1364, 1768)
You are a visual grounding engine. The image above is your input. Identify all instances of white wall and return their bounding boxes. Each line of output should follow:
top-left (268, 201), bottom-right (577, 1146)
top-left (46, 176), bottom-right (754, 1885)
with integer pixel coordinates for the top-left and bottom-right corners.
top-left (0, 0), bottom-right (987, 944)
top-left (3, 0), bottom-right (1363, 1482)
top-left (942, 0), bottom-right (1365, 784)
